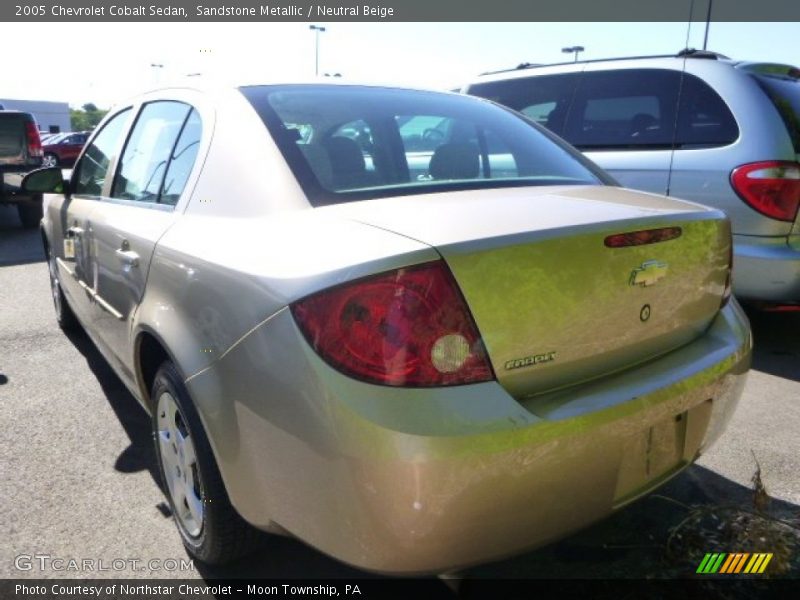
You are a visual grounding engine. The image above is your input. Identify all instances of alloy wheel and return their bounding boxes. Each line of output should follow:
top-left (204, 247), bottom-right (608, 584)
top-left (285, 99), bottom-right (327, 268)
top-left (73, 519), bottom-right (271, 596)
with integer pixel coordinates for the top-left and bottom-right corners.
top-left (47, 251), bottom-right (63, 319)
top-left (157, 391), bottom-right (203, 538)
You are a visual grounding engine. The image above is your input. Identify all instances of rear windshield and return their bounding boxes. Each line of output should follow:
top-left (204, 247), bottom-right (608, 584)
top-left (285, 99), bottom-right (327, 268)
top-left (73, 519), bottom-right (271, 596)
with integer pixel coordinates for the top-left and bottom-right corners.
top-left (240, 85), bottom-right (603, 206)
top-left (753, 74), bottom-right (800, 153)
top-left (0, 113), bottom-right (27, 155)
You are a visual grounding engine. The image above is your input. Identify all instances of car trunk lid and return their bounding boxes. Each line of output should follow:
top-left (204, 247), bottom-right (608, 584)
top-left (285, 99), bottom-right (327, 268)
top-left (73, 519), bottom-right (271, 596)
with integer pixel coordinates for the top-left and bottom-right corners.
top-left (325, 185), bottom-right (731, 397)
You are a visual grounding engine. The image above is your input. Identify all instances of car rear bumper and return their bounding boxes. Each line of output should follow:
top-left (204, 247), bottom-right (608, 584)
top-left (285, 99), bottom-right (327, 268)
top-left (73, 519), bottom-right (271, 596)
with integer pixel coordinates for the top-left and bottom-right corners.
top-left (733, 234), bottom-right (800, 302)
top-left (186, 300), bottom-right (751, 574)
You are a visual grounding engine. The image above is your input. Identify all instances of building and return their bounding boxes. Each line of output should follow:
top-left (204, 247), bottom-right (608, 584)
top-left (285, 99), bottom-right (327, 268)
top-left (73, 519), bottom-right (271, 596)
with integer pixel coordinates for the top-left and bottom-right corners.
top-left (0, 98), bottom-right (71, 133)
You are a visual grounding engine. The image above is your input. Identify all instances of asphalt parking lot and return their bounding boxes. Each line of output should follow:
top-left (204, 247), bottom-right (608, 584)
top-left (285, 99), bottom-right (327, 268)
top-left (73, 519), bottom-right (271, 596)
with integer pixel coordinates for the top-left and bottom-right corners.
top-left (0, 203), bottom-right (798, 584)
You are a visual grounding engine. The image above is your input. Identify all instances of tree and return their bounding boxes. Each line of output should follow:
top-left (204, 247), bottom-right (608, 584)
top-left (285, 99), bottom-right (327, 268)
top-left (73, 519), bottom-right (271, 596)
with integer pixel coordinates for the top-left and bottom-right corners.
top-left (70, 103), bottom-right (107, 131)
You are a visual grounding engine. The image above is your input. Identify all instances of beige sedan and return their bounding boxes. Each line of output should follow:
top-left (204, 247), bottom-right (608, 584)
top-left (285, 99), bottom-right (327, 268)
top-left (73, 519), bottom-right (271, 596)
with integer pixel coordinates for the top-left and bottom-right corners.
top-left (24, 81), bottom-right (751, 574)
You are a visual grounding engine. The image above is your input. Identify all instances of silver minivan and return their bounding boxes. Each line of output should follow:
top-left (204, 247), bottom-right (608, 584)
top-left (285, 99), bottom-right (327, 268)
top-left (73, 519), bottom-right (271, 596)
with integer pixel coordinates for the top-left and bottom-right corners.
top-left (462, 50), bottom-right (800, 304)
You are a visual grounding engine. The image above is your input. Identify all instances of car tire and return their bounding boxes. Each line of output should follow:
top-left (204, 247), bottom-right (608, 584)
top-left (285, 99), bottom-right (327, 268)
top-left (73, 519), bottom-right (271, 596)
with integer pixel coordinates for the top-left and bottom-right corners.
top-left (18, 201), bottom-right (43, 229)
top-left (151, 361), bottom-right (264, 565)
top-left (42, 153), bottom-right (59, 168)
top-left (46, 241), bottom-right (80, 332)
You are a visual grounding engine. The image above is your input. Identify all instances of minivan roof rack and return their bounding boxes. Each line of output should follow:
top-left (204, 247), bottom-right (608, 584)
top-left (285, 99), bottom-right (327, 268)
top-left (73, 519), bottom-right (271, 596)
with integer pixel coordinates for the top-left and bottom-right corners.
top-left (676, 48), bottom-right (730, 60)
top-left (479, 49), bottom-right (734, 77)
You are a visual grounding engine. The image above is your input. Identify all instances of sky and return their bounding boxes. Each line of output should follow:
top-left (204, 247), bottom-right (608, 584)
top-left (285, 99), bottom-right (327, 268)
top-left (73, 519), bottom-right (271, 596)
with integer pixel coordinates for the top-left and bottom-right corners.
top-left (1, 21), bottom-right (799, 109)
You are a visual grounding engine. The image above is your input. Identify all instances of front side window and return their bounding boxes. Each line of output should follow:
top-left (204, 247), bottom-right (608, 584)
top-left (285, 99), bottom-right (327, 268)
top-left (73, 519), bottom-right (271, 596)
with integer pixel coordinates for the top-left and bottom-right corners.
top-left (241, 85), bottom-right (602, 206)
top-left (111, 101), bottom-right (192, 204)
top-left (73, 108), bottom-right (132, 196)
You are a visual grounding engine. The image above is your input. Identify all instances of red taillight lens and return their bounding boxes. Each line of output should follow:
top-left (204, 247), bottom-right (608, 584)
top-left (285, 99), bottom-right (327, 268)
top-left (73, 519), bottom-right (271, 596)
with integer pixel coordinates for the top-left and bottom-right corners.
top-left (604, 227), bottom-right (682, 248)
top-left (25, 122), bottom-right (43, 158)
top-left (731, 161), bottom-right (800, 222)
top-left (291, 261), bottom-right (494, 387)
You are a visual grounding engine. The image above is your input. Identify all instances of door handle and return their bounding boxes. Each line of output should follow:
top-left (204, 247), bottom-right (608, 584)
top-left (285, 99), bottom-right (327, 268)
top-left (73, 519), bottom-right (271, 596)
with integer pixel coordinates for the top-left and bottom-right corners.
top-left (115, 249), bottom-right (140, 268)
top-left (66, 226), bottom-right (84, 237)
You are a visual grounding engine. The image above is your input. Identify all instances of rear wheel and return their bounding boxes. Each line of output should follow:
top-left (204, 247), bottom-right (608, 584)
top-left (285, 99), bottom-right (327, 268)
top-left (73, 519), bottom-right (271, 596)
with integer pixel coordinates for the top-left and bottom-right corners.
top-left (151, 361), bottom-right (263, 565)
top-left (18, 201), bottom-right (43, 229)
top-left (46, 242), bottom-right (79, 331)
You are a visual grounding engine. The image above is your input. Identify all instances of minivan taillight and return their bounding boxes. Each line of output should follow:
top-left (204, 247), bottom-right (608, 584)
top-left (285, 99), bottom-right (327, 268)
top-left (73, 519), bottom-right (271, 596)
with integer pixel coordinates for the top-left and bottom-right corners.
top-left (291, 261), bottom-right (494, 387)
top-left (730, 161), bottom-right (800, 222)
top-left (25, 122), bottom-right (43, 158)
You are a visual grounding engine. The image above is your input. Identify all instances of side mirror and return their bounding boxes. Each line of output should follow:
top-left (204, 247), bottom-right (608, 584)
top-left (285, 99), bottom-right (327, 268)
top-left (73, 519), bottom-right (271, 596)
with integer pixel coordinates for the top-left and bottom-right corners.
top-left (21, 167), bottom-right (69, 194)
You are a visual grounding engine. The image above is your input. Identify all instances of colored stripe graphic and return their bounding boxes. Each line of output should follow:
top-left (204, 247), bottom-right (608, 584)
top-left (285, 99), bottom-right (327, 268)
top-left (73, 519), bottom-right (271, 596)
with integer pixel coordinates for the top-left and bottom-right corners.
top-left (698, 552), bottom-right (774, 574)
top-left (697, 553), bottom-right (727, 573)
top-left (719, 554), bottom-right (736, 573)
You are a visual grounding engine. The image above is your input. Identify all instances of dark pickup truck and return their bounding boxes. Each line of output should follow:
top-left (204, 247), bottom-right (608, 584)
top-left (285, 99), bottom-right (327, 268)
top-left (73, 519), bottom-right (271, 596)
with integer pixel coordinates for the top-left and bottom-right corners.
top-left (1, 110), bottom-right (44, 228)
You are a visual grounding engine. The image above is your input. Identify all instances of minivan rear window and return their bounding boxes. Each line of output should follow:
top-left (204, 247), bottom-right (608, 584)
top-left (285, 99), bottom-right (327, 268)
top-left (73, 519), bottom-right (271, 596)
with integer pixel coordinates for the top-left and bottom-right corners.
top-left (753, 74), bottom-right (800, 153)
top-left (241, 85), bottom-right (604, 207)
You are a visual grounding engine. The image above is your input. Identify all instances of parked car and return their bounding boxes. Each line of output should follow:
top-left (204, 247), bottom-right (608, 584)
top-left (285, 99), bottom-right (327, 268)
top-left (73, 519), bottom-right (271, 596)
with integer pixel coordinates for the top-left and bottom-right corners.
top-left (0, 110), bottom-right (43, 227)
top-left (462, 50), bottom-right (800, 305)
top-left (24, 82), bottom-right (751, 574)
top-left (42, 131), bottom-right (89, 167)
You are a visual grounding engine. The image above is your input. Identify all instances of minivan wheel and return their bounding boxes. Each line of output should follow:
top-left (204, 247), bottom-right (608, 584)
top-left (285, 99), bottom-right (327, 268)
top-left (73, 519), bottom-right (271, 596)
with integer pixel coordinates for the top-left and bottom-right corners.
top-left (152, 361), bottom-right (263, 565)
top-left (46, 244), bottom-right (79, 331)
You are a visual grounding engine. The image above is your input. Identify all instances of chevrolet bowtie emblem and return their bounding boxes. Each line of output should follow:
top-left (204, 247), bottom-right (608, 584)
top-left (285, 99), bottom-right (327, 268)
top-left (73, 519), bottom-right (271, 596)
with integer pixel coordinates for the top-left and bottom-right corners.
top-left (630, 260), bottom-right (668, 287)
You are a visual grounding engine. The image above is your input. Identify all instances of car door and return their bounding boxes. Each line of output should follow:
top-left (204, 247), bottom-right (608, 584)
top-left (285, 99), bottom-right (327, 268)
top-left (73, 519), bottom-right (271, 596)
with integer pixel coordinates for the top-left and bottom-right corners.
top-left (87, 101), bottom-right (202, 385)
top-left (57, 109), bottom-right (133, 326)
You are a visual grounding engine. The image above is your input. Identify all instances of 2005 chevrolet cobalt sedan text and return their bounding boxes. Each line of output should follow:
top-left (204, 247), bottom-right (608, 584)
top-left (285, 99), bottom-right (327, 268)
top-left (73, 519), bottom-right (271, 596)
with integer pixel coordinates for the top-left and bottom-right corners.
top-left (24, 82), bottom-right (751, 574)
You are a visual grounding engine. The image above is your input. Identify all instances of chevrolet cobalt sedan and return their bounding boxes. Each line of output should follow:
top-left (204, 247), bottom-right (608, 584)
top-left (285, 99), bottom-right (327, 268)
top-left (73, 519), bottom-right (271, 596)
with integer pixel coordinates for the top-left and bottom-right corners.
top-left (25, 82), bottom-right (751, 574)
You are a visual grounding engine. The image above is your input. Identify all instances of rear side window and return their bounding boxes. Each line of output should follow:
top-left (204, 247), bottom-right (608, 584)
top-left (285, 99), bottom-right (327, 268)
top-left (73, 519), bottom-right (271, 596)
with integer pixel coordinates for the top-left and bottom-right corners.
top-left (111, 101), bottom-right (192, 204)
top-left (159, 109), bottom-right (202, 206)
top-left (566, 69), bottom-right (682, 150)
top-left (675, 73), bottom-right (739, 148)
top-left (753, 74), bottom-right (800, 153)
top-left (466, 73), bottom-right (581, 136)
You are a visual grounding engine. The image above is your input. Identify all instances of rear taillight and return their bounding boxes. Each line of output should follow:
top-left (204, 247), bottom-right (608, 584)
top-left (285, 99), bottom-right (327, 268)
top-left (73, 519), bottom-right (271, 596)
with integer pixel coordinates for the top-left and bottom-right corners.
top-left (731, 161), bottom-right (800, 222)
top-left (25, 122), bottom-right (43, 158)
top-left (291, 261), bottom-right (494, 387)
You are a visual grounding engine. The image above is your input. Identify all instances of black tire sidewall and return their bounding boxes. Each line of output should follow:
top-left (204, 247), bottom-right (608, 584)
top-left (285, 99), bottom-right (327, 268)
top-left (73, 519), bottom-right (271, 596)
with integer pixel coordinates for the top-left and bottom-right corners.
top-left (151, 362), bottom-right (223, 564)
top-left (46, 244), bottom-right (78, 331)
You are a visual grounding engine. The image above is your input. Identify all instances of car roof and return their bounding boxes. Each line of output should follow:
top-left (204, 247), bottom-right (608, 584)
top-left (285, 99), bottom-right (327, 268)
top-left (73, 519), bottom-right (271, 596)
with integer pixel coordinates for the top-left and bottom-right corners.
top-left (471, 49), bottom-right (741, 83)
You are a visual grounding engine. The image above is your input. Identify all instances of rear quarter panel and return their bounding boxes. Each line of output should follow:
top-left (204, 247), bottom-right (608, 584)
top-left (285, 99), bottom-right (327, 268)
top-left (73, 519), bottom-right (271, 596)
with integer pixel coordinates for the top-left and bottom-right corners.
top-left (668, 61), bottom-right (797, 236)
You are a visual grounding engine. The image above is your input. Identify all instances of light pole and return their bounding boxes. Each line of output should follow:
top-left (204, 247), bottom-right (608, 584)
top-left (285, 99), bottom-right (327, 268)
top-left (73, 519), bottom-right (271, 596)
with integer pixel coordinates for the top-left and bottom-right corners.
top-left (561, 46), bottom-right (585, 62)
top-left (150, 63), bottom-right (164, 85)
top-left (309, 25), bottom-right (326, 76)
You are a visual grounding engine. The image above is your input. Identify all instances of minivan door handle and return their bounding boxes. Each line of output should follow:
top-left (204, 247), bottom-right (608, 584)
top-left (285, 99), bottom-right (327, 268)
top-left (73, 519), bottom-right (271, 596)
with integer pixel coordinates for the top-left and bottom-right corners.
top-left (115, 249), bottom-right (140, 268)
